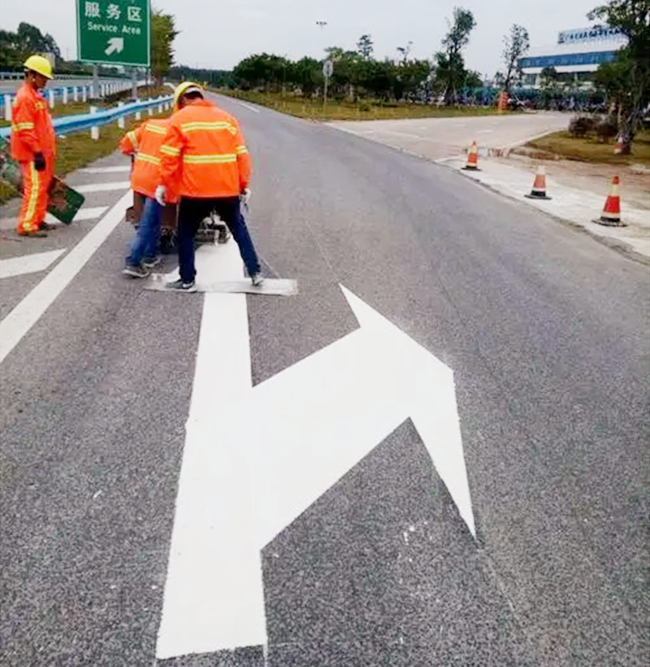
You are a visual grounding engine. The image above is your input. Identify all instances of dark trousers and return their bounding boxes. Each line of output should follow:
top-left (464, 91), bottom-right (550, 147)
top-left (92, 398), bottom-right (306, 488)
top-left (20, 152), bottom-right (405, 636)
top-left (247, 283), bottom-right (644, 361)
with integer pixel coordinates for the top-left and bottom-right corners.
top-left (177, 196), bottom-right (261, 284)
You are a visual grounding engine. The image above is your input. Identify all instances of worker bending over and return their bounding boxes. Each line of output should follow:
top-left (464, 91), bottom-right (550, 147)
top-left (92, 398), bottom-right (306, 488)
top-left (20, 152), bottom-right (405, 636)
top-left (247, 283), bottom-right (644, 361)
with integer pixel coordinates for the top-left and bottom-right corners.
top-left (156, 82), bottom-right (263, 291)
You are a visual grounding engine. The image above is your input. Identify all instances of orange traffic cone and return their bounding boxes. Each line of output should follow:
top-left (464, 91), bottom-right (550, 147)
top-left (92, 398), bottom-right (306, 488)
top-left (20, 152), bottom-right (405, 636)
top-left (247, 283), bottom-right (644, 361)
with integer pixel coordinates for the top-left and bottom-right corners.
top-left (593, 175), bottom-right (625, 226)
top-left (525, 165), bottom-right (552, 200)
top-left (463, 141), bottom-right (479, 170)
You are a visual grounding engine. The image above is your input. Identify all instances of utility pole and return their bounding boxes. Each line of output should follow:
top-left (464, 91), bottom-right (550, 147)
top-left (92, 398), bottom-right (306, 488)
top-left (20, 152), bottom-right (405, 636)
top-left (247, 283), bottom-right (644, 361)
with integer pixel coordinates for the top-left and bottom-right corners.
top-left (316, 20), bottom-right (328, 57)
top-left (316, 21), bottom-right (329, 114)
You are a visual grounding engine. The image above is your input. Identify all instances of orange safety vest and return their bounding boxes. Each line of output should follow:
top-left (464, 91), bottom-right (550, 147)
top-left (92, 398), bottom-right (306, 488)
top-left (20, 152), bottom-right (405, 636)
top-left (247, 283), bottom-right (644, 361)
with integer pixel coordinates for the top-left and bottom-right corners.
top-left (120, 118), bottom-right (176, 200)
top-left (159, 99), bottom-right (250, 199)
top-left (10, 82), bottom-right (56, 163)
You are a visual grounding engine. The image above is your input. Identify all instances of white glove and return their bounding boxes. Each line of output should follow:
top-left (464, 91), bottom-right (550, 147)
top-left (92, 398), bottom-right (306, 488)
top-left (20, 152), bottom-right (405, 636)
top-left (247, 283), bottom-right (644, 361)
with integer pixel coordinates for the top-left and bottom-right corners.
top-left (240, 188), bottom-right (251, 206)
top-left (155, 185), bottom-right (167, 207)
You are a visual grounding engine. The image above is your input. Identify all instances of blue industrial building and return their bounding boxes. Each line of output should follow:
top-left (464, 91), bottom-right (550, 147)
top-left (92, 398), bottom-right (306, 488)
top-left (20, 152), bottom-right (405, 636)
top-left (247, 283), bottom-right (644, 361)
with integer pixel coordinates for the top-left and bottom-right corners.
top-left (518, 26), bottom-right (627, 88)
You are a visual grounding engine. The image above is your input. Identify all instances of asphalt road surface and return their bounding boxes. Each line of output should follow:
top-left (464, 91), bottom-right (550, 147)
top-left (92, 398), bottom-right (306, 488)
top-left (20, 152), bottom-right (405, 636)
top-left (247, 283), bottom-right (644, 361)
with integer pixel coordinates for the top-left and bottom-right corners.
top-left (0, 93), bottom-right (648, 667)
top-left (329, 111), bottom-right (569, 160)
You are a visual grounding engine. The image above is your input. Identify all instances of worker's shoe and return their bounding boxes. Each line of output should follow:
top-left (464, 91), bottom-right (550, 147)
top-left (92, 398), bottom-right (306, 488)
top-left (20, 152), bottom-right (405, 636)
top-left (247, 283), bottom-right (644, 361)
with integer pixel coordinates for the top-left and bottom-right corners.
top-left (39, 221), bottom-right (56, 231)
top-left (142, 256), bottom-right (162, 269)
top-left (251, 273), bottom-right (264, 287)
top-left (18, 229), bottom-right (47, 238)
top-left (123, 264), bottom-right (150, 278)
top-left (166, 278), bottom-right (197, 293)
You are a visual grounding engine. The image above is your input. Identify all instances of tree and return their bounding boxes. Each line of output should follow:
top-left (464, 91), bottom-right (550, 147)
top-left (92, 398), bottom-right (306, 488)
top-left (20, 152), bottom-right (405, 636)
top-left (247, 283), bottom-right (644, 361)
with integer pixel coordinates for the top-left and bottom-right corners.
top-left (396, 41), bottom-right (413, 65)
top-left (435, 8), bottom-right (476, 103)
top-left (0, 23), bottom-right (62, 69)
top-left (539, 66), bottom-right (561, 107)
top-left (290, 57), bottom-right (322, 97)
top-left (502, 24), bottom-right (529, 92)
top-left (233, 54), bottom-right (292, 92)
top-left (588, 0), bottom-right (650, 153)
top-left (0, 30), bottom-right (22, 69)
top-left (465, 70), bottom-right (483, 88)
top-left (357, 34), bottom-right (374, 60)
top-left (151, 9), bottom-right (178, 86)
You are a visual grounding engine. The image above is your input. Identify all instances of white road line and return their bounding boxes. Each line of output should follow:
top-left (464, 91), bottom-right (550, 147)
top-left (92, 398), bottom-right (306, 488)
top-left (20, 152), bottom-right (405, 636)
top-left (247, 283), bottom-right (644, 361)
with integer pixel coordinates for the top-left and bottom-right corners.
top-left (79, 166), bottom-right (131, 174)
top-left (1, 206), bottom-right (109, 228)
top-left (156, 242), bottom-right (257, 658)
top-left (76, 181), bottom-right (131, 193)
top-left (66, 205), bottom-right (110, 221)
top-left (0, 191), bottom-right (132, 365)
top-left (238, 101), bottom-right (260, 113)
top-left (0, 249), bottom-right (66, 280)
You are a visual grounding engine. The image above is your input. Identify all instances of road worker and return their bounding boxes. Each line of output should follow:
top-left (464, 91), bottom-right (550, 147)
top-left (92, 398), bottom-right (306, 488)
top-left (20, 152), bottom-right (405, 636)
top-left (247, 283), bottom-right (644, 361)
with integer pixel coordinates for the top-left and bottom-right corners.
top-left (156, 82), bottom-right (263, 291)
top-left (10, 55), bottom-right (56, 237)
top-left (119, 116), bottom-right (175, 277)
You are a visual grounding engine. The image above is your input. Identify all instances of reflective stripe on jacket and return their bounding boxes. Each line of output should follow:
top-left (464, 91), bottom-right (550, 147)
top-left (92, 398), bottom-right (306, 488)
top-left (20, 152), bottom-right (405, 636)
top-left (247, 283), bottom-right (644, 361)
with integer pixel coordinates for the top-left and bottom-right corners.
top-left (159, 99), bottom-right (251, 198)
top-left (10, 83), bottom-right (56, 162)
top-left (119, 118), bottom-right (174, 200)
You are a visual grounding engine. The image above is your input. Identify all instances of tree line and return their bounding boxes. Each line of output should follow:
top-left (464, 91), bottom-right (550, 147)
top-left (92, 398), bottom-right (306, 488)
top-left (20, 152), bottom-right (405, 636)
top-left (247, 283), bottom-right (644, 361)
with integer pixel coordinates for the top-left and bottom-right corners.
top-left (229, 8), bottom-right (500, 104)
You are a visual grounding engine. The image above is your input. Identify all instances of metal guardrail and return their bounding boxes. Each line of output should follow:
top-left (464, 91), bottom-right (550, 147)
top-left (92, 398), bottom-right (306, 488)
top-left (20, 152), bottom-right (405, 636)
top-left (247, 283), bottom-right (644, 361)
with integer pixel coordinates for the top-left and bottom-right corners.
top-left (1, 80), bottom-right (150, 114)
top-left (0, 95), bottom-right (173, 140)
top-left (0, 71), bottom-right (132, 81)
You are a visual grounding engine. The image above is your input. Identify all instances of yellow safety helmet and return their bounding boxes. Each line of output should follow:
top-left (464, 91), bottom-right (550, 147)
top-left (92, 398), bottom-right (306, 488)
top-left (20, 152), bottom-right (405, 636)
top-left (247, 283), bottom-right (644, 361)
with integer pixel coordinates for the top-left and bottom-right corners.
top-left (23, 55), bottom-right (54, 80)
top-left (173, 81), bottom-right (204, 110)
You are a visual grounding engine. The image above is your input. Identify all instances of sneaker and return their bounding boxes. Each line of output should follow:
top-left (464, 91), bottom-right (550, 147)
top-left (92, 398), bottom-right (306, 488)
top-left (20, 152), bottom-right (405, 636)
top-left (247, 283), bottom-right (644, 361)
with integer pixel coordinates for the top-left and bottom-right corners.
top-left (166, 278), bottom-right (197, 292)
top-left (142, 256), bottom-right (162, 269)
top-left (251, 273), bottom-right (264, 287)
top-left (123, 264), bottom-right (150, 278)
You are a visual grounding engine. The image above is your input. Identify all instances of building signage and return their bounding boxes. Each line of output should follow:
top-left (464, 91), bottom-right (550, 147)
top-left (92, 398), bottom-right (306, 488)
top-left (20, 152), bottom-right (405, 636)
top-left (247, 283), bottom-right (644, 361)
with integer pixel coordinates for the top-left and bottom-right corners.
top-left (558, 26), bottom-right (623, 45)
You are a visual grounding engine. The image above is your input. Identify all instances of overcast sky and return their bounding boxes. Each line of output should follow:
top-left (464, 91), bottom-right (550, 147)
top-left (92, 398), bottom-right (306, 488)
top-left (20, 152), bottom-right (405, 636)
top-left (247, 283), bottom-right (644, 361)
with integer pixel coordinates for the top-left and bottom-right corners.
top-left (1, 0), bottom-right (602, 76)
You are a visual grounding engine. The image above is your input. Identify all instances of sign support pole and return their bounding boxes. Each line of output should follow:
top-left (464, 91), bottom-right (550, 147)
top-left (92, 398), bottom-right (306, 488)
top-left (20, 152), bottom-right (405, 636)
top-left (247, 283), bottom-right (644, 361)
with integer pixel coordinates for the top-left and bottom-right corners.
top-left (92, 65), bottom-right (99, 100)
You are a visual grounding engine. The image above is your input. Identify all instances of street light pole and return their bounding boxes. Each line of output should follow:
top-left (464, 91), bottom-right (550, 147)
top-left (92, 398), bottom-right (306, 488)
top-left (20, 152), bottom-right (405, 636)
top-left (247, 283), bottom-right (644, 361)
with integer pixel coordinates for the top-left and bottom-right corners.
top-left (316, 21), bottom-right (329, 113)
top-left (316, 20), bottom-right (328, 57)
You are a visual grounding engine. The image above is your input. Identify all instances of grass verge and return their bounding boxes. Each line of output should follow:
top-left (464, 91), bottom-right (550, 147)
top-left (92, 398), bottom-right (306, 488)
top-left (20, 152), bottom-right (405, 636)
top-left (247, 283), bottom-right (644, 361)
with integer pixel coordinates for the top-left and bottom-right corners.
top-left (0, 108), bottom-right (167, 205)
top-left (217, 89), bottom-right (504, 122)
top-left (524, 130), bottom-right (650, 166)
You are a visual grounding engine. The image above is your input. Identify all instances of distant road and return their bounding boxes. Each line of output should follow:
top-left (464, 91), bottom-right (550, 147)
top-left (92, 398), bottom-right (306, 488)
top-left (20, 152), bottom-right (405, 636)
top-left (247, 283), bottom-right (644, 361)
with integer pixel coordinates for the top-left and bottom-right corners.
top-left (329, 111), bottom-right (569, 161)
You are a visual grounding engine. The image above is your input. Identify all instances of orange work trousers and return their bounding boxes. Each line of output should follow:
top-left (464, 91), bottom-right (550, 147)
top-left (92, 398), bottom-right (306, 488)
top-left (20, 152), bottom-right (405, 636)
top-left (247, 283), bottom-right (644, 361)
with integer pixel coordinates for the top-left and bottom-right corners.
top-left (17, 160), bottom-right (53, 234)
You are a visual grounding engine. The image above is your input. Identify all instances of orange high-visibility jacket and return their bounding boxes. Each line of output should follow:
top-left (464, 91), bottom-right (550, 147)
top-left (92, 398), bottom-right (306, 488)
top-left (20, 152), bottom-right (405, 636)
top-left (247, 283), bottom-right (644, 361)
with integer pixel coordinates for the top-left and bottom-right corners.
top-left (159, 99), bottom-right (250, 198)
top-left (10, 82), bottom-right (56, 163)
top-left (119, 118), bottom-right (176, 200)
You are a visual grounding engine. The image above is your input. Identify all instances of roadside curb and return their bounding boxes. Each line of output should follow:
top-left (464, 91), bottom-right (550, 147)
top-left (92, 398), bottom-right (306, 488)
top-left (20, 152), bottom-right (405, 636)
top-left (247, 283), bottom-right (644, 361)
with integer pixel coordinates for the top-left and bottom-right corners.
top-left (449, 164), bottom-right (650, 266)
top-left (327, 123), bottom-right (649, 266)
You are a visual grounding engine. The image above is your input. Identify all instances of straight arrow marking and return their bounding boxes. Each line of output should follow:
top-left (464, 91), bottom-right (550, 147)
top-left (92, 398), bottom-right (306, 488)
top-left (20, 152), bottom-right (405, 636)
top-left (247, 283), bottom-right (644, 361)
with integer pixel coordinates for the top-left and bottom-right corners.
top-left (156, 264), bottom-right (475, 660)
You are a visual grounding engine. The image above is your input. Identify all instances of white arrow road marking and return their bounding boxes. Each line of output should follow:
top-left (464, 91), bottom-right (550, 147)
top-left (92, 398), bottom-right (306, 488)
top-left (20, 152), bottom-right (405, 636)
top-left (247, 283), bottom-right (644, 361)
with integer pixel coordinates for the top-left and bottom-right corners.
top-left (105, 37), bottom-right (124, 56)
top-left (156, 252), bottom-right (475, 659)
top-left (0, 249), bottom-right (66, 280)
top-left (0, 191), bottom-right (131, 364)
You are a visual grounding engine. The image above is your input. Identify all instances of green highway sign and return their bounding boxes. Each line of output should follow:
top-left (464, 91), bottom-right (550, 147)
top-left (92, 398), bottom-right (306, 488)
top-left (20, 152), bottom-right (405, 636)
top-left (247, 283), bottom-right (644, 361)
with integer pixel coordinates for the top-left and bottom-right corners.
top-left (76, 0), bottom-right (150, 67)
